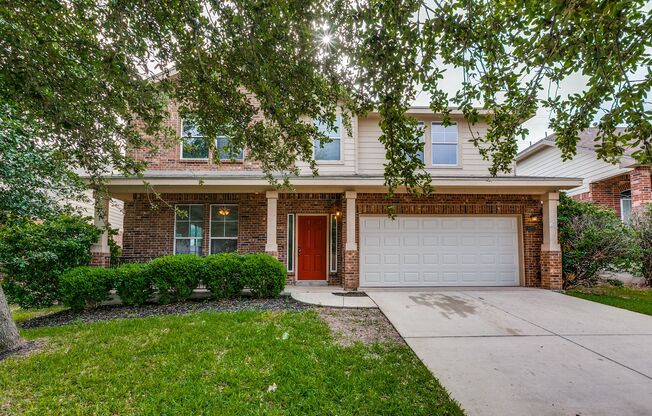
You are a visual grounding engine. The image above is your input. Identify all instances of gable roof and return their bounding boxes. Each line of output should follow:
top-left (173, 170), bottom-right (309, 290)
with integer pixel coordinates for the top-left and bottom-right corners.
top-left (516, 128), bottom-right (640, 166)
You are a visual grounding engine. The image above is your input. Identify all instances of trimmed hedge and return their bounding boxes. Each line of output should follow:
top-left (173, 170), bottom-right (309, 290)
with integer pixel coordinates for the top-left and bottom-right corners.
top-left (241, 253), bottom-right (287, 298)
top-left (60, 266), bottom-right (115, 310)
top-left (147, 255), bottom-right (203, 304)
top-left (114, 263), bottom-right (153, 306)
top-left (57, 253), bottom-right (287, 310)
top-left (202, 253), bottom-right (245, 299)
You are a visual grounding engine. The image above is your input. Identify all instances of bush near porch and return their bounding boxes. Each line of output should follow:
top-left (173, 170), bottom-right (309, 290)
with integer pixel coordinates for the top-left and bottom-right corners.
top-left (558, 194), bottom-right (636, 289)
top-left (59, 253), bottom-right (287, 310)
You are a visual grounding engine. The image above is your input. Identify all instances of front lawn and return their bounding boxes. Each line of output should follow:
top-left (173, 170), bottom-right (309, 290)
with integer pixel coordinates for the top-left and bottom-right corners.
top-left (1, 309), bottom-right (462, 415)
top-left (9, 304), bottom-right (66, 323)
top-left (566, 286), bottom-right (652, 316)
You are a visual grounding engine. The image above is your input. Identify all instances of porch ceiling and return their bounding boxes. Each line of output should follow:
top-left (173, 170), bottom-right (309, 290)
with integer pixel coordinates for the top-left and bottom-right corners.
top-left (96, 173), bottom-right (583, 201)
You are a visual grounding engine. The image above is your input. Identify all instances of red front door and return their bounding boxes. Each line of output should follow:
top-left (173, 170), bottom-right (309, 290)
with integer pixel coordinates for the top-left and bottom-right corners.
top-left (297, 216), bottom-right (327, 280)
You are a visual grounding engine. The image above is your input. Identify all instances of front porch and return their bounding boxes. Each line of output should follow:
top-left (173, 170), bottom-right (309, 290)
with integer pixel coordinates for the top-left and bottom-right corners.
top-left (90, 182), bottom-right (574, 290)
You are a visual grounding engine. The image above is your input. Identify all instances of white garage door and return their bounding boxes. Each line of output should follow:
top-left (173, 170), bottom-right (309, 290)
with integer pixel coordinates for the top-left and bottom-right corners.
top-left (360, 216), bottom-right (520, 287)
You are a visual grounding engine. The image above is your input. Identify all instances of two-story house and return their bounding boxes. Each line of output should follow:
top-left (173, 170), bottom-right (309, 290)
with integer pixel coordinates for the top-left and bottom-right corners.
top-left (89, 104), bottom-right (581, 290)
top-left (516, 129), bottom-right (652, 222)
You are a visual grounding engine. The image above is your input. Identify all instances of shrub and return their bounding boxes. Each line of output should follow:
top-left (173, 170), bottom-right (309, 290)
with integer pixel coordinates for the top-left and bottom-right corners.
top-left (606, 278), bottom-right (624, 288)
top-left (558, 193), bottom-right (635, 288)
top-left (0, 215), bottom-right (101, 308)
top-left (147, 255), bottom-right (202, 304)
top-left (631, 204), bottom-right (652, 287)
top-left (240, 253), bottom-right (286, 298)
top-left (59, 266), bottom-right (115, 310)
top-left (202, 253), bottom-right (245, 299)
top-left (114, 263), bottom-right (153, 306)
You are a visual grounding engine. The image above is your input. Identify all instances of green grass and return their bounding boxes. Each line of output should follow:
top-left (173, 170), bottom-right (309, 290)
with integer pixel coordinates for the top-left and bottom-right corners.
top-left (567, 286), bottom-right (652, 316)
top-left (9, 304), bottom-right (66, 323)
top-left (1, 310), bottom-right (462, 415)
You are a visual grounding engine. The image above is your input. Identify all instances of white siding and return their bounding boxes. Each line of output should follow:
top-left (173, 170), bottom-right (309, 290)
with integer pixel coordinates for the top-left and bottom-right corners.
top-left (296, 116), bottom-right (356, 176)
top-left (357, 115), bottom-right (512, 177)
top-left (70, 190), bottom-right (124, 230)
top-left (517, 146), bottom-right (631, 195)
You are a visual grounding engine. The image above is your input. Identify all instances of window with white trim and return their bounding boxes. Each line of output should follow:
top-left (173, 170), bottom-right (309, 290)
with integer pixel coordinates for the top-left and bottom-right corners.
top-left (287, 214), bottom-right (295, 272)
top-left (314, 115), bottom-right (341, 161)
top-left (216, 136), bottom-right (244, 161)
top-left (329, 214), bottom-right (337, 272)
top-left (210, 205), bottom-right (238, 253)
top-left (181, 121), bottom-right (209, 159)
top-left (431, 122), bottom-right (458, 165)
top-left (175, 205), bottom-right (204, 255)
top-left (620, 190), bottom-right (632, 222)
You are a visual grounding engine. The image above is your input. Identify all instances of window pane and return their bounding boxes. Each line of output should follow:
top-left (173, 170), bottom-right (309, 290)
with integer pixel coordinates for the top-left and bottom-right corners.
top-left (431, 123), bottom-right (458, 143)
top-left (175, 222), bottom-right (189, 238)
top-left (189, 221), bottom-right (203, 238)
top-left (432, 144), bottom-right (458, 165)
top-left (330, 215), bottom-right (337, 272)
top-left (211, 239), bottom-right (237, 254)
top-left (210, 222), bottom-right (223, 238)
top-left (315, 116), bottom-right (341, 138)
top-left (182, 121), bottom-right (201, 137)
top-left (176, 205), bottom-right (190, 221)
top-left (175, 239), bottom-right (202, 255)
top-left (224, 221), bottom-right (238, 238)
top-left (216, 136), bottom-right (244, 160)
top-left (314, 138), bottom-right (341, 160)
top-left (287, 214), bottom-right (294, 272)
top-left (621, 196), bottom-right (632, 222)
top-left (182, 136), bottom-right (209, 159)
top-left (190, 205), bottom-right (204, 221)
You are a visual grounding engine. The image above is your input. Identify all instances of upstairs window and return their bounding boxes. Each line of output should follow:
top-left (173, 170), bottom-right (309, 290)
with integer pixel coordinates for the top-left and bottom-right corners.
top-left (181, 121), bottom-right (209, 160)
top-left (314, 115), bottom-right (341, 161)
top-left (175, 205), bottom-right (203, 255)
top-left (431, 122), bottom-right (458, 166)
top-left (216, 136), bottom-right (244, 161)
top-left (620, 190), bottom-right (632, 222)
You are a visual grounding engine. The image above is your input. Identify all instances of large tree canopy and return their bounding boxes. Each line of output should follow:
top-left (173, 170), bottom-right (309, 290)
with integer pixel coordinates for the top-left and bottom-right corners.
top-left (2, 0), bottom-right (651, 202)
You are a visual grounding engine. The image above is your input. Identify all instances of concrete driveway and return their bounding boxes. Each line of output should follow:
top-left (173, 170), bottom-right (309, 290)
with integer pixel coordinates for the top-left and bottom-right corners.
top-left (366, 288), bottom-right (652, 416)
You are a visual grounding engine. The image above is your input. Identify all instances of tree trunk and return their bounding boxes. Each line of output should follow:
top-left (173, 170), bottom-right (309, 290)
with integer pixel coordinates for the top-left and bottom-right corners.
top-left (0, 284), bottom-right (22, 353)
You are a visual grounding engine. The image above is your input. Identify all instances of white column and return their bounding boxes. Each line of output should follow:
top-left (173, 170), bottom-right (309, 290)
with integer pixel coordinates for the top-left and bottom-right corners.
top-left (345, 191), bottom-right (357, 251)
top-left (541, 192), bottom-right (560, 251)
top-left (91, 191), bottom-right (110, 252)
top-left (265, 191), bottom-right (279, 253)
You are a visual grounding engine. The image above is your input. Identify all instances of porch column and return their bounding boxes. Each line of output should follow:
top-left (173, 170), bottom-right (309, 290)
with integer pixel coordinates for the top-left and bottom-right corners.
top-left (343, 191), bottom-right (359, 290)
top-left (90, 191), bottom-right (111, 267)
top-left (631, 166), bottom-right (652, 212)
top-left (540, 192), bottom-right (562, 290)
top-left (265, 191), bottom-right (279, 256)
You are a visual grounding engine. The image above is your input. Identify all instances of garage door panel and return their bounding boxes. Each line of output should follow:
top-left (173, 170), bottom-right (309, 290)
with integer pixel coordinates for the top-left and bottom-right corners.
top-left (360, 216), bottom-right (520, 287)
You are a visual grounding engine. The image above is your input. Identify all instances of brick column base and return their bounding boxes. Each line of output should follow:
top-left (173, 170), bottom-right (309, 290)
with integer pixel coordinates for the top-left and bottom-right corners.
top-left (540, 250), bottom-right (562, 290)
top-left (343, 250), bottom-right (359, 290)
top-left (90, 252), bottom-right (111, 267)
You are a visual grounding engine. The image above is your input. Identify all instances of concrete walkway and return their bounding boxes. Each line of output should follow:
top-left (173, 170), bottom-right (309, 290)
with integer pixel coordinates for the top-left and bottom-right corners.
top-left (286, 286), bottom-right (376, 308)
top-left (366, 288), bottom-right (652, 416)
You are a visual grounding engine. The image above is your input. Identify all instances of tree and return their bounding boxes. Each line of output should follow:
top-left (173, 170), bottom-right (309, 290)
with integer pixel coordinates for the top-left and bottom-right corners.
top-left (0, 286), bottom-right (22, 354)
top-left (1, 0), bottom-right (651, 353)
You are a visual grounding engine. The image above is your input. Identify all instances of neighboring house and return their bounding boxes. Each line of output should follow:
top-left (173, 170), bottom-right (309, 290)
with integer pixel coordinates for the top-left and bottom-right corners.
top-left (89, 103), bottom-right (581, 290)
top-left (516, 129), bottom-right (652, 221)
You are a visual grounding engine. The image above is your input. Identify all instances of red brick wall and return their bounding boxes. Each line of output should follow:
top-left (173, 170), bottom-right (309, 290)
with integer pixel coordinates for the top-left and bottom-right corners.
top-left (540, 250), bottom-right (562, 290)
top-left (128, 100), bottom-right (263, 172)
top-left (586, 174), bottom-right (630, 217)
top-left (122, 193), bottom-right (267, 258)
top-left (631, 166), bottom-right (652, 211)
top-left (122, 192), bottom-right (545, 289)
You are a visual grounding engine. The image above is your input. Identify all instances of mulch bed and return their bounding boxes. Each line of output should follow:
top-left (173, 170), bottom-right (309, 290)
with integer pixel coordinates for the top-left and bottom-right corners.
top-left (19, 296), bottom-right (309, 329)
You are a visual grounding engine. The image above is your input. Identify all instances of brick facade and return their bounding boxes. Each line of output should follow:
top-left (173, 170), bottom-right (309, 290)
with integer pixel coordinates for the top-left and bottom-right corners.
top-left (573, 166), bottom-right (652, 217)
top-left (540, 250), bottom-right (562, 290)
top-left (128, 101), bottom-right (263, 172)
top-left (90, 252), bottom-right (111, 267)
top-left (119, 191), bottom-right (548, 289)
